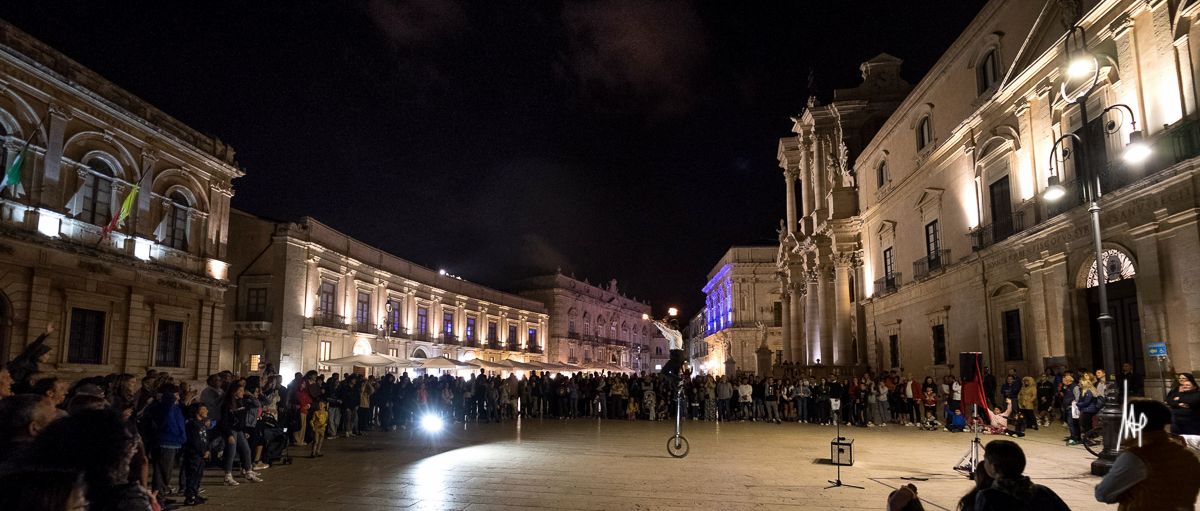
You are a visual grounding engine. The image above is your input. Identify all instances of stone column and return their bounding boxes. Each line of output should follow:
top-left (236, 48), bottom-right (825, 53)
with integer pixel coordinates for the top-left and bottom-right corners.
top-left (817, 264), bottom-right (834, 365)
top-left (805, 268), bottom-right (821, 364)
top-left (784, 169), bottom-right (798, 234)
top-left (833, 254), bottom-right (853, 365)
top-left (801, 134), bottom-right (815, 219)
top-left (780, 284), bottom-right (792, 364)
top-left (1112, 15), bottom-right (1148, 132)
top-left (790, 278), bottom-right (806, 364)
top-left (813, 135), bottom-right (827, 214)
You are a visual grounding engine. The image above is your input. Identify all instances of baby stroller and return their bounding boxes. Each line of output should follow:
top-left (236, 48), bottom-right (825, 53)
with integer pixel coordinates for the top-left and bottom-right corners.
top-left (259, 415), bottom-right (293, 466)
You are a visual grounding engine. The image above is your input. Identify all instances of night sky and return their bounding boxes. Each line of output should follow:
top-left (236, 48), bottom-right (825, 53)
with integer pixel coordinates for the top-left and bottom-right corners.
top-left (1, 1), bottom-right (985, 314)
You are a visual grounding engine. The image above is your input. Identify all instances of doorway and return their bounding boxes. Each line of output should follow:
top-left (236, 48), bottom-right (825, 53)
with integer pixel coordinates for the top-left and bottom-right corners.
top-left (1085, 279), bottom-right (1143, 376)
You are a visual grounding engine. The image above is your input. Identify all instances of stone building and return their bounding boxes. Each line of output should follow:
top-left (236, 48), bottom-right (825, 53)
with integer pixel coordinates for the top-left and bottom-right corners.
top-left (224, 211), bottom-right (547, 376)
top-left (775, 54), bottom-right (912, 373)
top-left (515, 273), bottom-right (652, 372)
top-left (0, 21), bottom-right (240, 380)
top-left (778, 0), bottom-right (1200, 390)
top-left (692, 246), bottom-right (783, 376)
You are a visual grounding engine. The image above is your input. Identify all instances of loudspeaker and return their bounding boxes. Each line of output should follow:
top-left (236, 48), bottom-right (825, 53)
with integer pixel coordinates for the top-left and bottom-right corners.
top-left (831, 438), bottom-right (854, 466)
top-left (959, 352), bottom-right (982, 382)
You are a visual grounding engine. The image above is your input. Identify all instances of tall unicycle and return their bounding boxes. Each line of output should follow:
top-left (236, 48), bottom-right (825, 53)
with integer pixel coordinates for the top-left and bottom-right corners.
top-left (667, 382), bottom-right (689, 458)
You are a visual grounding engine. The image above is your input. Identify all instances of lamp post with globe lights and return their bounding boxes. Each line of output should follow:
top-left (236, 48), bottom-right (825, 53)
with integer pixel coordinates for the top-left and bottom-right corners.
top-left (1043, 25), bottom-right (1151, 476)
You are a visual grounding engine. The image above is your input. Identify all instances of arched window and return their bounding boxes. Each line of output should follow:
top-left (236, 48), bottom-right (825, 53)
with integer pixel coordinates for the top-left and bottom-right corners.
top-left (80, 158), bottom-right (115, 226)
top-left (876, 161), bottom-right (888, 189)
top-left (977, 49), bottom-right (1000, 95)
top-left (916, 117), bottom-right (933, 151)
top-left (167, 191), bottom-right (190, 251)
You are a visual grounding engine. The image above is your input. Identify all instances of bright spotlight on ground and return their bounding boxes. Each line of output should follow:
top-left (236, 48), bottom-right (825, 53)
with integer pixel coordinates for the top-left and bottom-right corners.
top-left (421, 414), bottom-right (444, 433)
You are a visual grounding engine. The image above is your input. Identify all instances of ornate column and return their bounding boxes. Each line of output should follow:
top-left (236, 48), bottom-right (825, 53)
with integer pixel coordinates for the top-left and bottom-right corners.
top-left (804, 267), bottom-right (821, 364)
top-left (833, 253), bottom-right (854, 365)
top-left (784, 168), bottom-right (798, 234)
top-left (790, 277), bottom-right (806, 364)
top-left (780, 278), bottom-right (792, 364)
top-left (800, 134), bottom-right (815, 219)
top-left (817, 263), bottom-right (834, 365)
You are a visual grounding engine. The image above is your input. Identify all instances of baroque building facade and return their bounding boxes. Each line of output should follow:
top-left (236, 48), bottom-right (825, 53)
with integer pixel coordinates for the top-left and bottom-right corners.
top-left (776, 54), bottom-right (912, 373)
top-left (224, 211), bottom-right (547, 376)
top-left (691, 246), bottom-right (783, 376)
top-left (0, 21), bottom-right (240, 380)
top-left (515, 274), bottom-right (652, 372)
top-left (779, 0), bottom-right (1200, 391)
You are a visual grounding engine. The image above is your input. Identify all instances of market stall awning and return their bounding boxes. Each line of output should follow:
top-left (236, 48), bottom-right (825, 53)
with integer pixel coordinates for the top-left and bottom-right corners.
top-left (323, 353), bottom-right (420, 368)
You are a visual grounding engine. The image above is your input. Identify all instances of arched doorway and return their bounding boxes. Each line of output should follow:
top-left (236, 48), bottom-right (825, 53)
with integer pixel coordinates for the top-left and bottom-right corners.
top-left (1078, 248), bottom-right (1142, 375)
top-left (412, 347), bottom-right (428, 359)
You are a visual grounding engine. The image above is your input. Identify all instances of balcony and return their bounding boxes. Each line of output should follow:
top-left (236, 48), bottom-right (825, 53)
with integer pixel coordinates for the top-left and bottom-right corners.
top-left (873, 272), bottom-right (903, 297)
top-left (233, 308), bottom-right (271, 335)
top-left (312, 313), bottom-right (346, 329)
top-left (486, 337), bottom-right (501, 350)
top-left (913, 249), bottom-right (951, 281)
top-left (352, 322), bottom-right (378, 335)
top-left (526, 344), bottom-right (543, 354)
top-left (582, 334), bottom-right (598, 343)
top-left (440, 333), bottom-right (460, 346)
top-left (567, 331), bottom-right (580, 340)
top-left (462, 336), bottom-right (479, 348)
top-left (384, 324), bottom-right (408, 339)
top-left (971, 211), bottom-right (1026, 251)
top-left (568, 356), bottom-right (579, 364)
top-left (413, 331), bottom-right (434, 343)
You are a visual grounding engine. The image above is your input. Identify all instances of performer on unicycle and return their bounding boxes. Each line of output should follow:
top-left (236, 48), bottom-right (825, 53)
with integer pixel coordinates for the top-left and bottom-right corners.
top-left (646, 308), bottom-right (684, 383)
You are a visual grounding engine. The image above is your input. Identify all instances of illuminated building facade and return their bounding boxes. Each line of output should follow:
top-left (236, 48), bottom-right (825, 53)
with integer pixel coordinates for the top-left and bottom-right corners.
top-left (779, 0), bottom-right (1200, 389)
top-left (0, 21), bottom-right (240, 380)
top-left (692, 246), bottom-right (782, 376)
top-left (224, 211), bottom-right (547, 376)
top-left (515, 273), bottom-right (651, 372)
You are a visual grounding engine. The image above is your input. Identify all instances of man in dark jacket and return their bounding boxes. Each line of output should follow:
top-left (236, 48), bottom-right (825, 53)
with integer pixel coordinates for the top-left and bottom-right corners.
top-left (982, 367), bottom-right (997, 409)
top-left (181, 402), bottom-right (210, 506)
top-left (150, 383), bottom-right (186, 503)
top-left (975, 439), bottom-right (1070, 510)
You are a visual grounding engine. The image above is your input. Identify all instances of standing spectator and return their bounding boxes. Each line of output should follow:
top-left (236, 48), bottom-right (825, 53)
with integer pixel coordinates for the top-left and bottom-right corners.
top-left (310, 401), bottom-right (328, 458)
top-left (220, 380), bottom-right (262, 486)
top-left (716, 376), bottom-right (733, 422)
top-left (199, 374), bottom-right (224, 425)
top-left (1116, 361), bottom-right (1144, 399)
top-left (148, 383), bottom-right (185, 501)
top-left (1166, 372), bottom-right (1200, 435)
top-left (0, 394), bottom-right (57, 462)
top-left (949, 376), bottom-right (963, 423)
top-left (321, 373), bottom-right (341, 437)
top-left (1000, 375), bottom-right (1019, 404)
top-left (982, 367), bottom-right (997, 409)
top-left (1095, 398), bottom-right (1200, 510)
top-left (30, 376), bottom-right (69, 412)
top-left (1036, 372), bottom-right (1055, 427)
top-left (359, 376), bottom-right (377, 432)
top-left (764, 377), bottom-right (780, 423)
top-left (794, 378), bottom-right (810, 423)
top-left (180, 403), bottom-right (209, 506)
top-left (290, 372), bottom-right (314, 445)
top-left (975, 439), bottom-right (1070, 510)
top-left (737, 378), bottom-right (753, 421)
top-left (1017, 376), bottom-right (1038, 431)
top-left (1061, 374), bottom-right (1081, 444)
top-left (1075, 373), bottom-right (1102, 442)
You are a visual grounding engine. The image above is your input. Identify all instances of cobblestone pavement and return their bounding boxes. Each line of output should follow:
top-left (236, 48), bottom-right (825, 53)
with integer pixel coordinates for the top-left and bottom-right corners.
top-left (198, 418), bottom-right (1116, 510)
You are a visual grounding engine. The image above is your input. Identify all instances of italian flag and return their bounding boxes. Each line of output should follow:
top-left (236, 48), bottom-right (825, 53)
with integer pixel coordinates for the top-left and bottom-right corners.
top-left (0, 149), bottom-right (25, 197)
top-left (100, 185), bottom-right (138, 238)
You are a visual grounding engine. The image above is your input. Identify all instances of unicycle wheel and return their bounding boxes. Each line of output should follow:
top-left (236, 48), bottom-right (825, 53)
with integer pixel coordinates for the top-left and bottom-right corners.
top-left (667, 435), bottom-right (689, 458)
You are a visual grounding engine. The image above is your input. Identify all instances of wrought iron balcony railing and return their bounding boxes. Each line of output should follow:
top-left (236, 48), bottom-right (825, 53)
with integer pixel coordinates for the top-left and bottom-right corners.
top-left (312, 314), bottom-right (346, 329)
top-left (913, 249), bottom-right (951, 281)
top-left (352, 322), bottom-right (377, 335)
top-left (873, 272), bottom-right (902, 297)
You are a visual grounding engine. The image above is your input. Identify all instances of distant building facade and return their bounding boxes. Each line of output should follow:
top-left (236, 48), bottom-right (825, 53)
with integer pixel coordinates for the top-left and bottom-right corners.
top-left (777, 0), bottom-right (1200, 389)
top-left (692, 246), bottom-right (783, 376)
top-left (516, 274), bottom-right (652, 372)
top-left (0, 21), bottom-right (241, 380)
top-left (224, 211), bottom-right (547, 376)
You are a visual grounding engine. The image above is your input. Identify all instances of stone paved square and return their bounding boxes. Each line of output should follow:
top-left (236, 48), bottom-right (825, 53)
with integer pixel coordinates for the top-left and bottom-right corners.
top-left (200, 418), bottom-right (1115, 510)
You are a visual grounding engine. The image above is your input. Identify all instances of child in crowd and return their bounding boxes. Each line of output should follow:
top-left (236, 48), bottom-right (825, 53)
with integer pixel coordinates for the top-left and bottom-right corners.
top-left (626, 399), bottom-right (639, 421)
top-left (310, 401), bottom-right (328, 458)
top-left (946, 408), bottom-right (967, 432)
top-left (182, 403), bottom-right (209, 506)
top-left (920, 412), bottom-right (941, 431)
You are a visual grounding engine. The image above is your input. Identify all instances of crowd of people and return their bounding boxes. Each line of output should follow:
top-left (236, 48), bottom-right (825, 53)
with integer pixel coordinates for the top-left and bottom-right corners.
top-left (2, 338), bottom-right (1199, 511)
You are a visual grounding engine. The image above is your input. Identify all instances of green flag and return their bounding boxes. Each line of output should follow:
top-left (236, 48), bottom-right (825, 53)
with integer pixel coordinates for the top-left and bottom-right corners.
top-left (0, 150), bottom-right (24, 197)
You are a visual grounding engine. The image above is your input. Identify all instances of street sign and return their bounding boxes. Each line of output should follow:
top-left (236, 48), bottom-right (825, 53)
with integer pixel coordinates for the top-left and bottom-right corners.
top-left (1147, 342), bottom-right (1167, 357)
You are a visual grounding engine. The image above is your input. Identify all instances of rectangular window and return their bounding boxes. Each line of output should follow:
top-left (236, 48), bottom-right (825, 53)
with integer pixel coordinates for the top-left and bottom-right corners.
top-left (387, 348), bottom-right (399, 373)
top-left (317, 281), bottom-right (336, 318)
top-left (773, 302), bottom-right (783, 327)
top-left (68, 307), bottom-right (105, 364)
top-left (568, 319), bottom-right (575, 333)
top-left (883, 247), bottom-right (895, 277)
top-left (386, 300), bottom-right (401, 333)
top-left (155, 319), bottom-right (184, 367)
top-left (319, 340), bottom-right (332, 371)
top-left (466, 317), bottom-right (476, 341)
top-left (488, 321), bottom-right (498, 341)
top-left (416, 307), bottom-right (428, 334)
top-left (528, 328), bottom-right (537, 348)
top-left (246, 287), bottom-right (267, 320)
top-left (355, 291), bottom-right (370, 326)
top-left (1003, 309), bottom-right (1023, 361)
top-left (925, 220), bottom-right (941, 269)
top-left (888, 334), bottom-right (900, 369)
top-left (931, 324), bottom-right (947, 365)
top-left (443, 311), bottom-right (454, 335)
top-left (508, 325), bottom-right (518, 347)
top-left (989, 175), bottom-right (1014, 241)
top-left (249, 354), bottom-right (261, 372)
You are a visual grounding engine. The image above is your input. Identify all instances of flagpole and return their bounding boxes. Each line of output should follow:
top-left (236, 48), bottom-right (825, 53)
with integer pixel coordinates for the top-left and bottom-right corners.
top-left (96, 166), bottom-right (154, 247)
top-left (0, 112), bottom-right (49, 197)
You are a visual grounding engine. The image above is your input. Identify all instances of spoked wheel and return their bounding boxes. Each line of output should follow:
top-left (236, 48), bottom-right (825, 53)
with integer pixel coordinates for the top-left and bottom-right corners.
top-left (1081, 427), bottom-right (1104, 457)
top-left (667, 434), bottom-right (689, 458)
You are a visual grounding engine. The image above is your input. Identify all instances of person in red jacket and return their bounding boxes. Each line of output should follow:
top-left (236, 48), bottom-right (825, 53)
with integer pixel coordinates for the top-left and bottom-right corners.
top-left (290, 371), bottom-right (316, 445)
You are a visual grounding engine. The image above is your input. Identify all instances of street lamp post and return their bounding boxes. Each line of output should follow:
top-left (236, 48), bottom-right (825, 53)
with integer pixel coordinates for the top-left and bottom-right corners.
top-left (1043, 26), bottom-right (1150, 476)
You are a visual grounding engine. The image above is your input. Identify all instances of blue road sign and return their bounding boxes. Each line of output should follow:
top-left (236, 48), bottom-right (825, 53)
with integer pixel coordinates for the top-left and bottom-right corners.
top-left (1147, 342), bottom-right (1167, 357)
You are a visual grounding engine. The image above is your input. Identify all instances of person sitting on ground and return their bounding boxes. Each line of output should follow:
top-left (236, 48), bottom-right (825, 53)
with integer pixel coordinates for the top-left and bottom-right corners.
top-left (1094, 398), bottom-right (1200, 510)
top-left (974, 439), bottom-right (1071, 510)
top-left (920, 412), bottom-right (941, 431)
top-left (947, 408), bottom-right (967, 433)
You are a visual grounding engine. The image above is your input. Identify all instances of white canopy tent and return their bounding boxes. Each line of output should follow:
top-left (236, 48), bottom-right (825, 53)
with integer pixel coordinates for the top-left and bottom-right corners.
top-left (322, 353), bottom-right (421, 368)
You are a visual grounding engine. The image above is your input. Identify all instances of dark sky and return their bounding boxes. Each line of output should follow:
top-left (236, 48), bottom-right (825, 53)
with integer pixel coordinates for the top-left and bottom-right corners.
top-left (1, 1), bottom-right (985, 314)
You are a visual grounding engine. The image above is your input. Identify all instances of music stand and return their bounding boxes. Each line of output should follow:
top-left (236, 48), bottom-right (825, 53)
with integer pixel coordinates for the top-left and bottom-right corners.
top-left (825, 398), bottom-right (863, 490)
